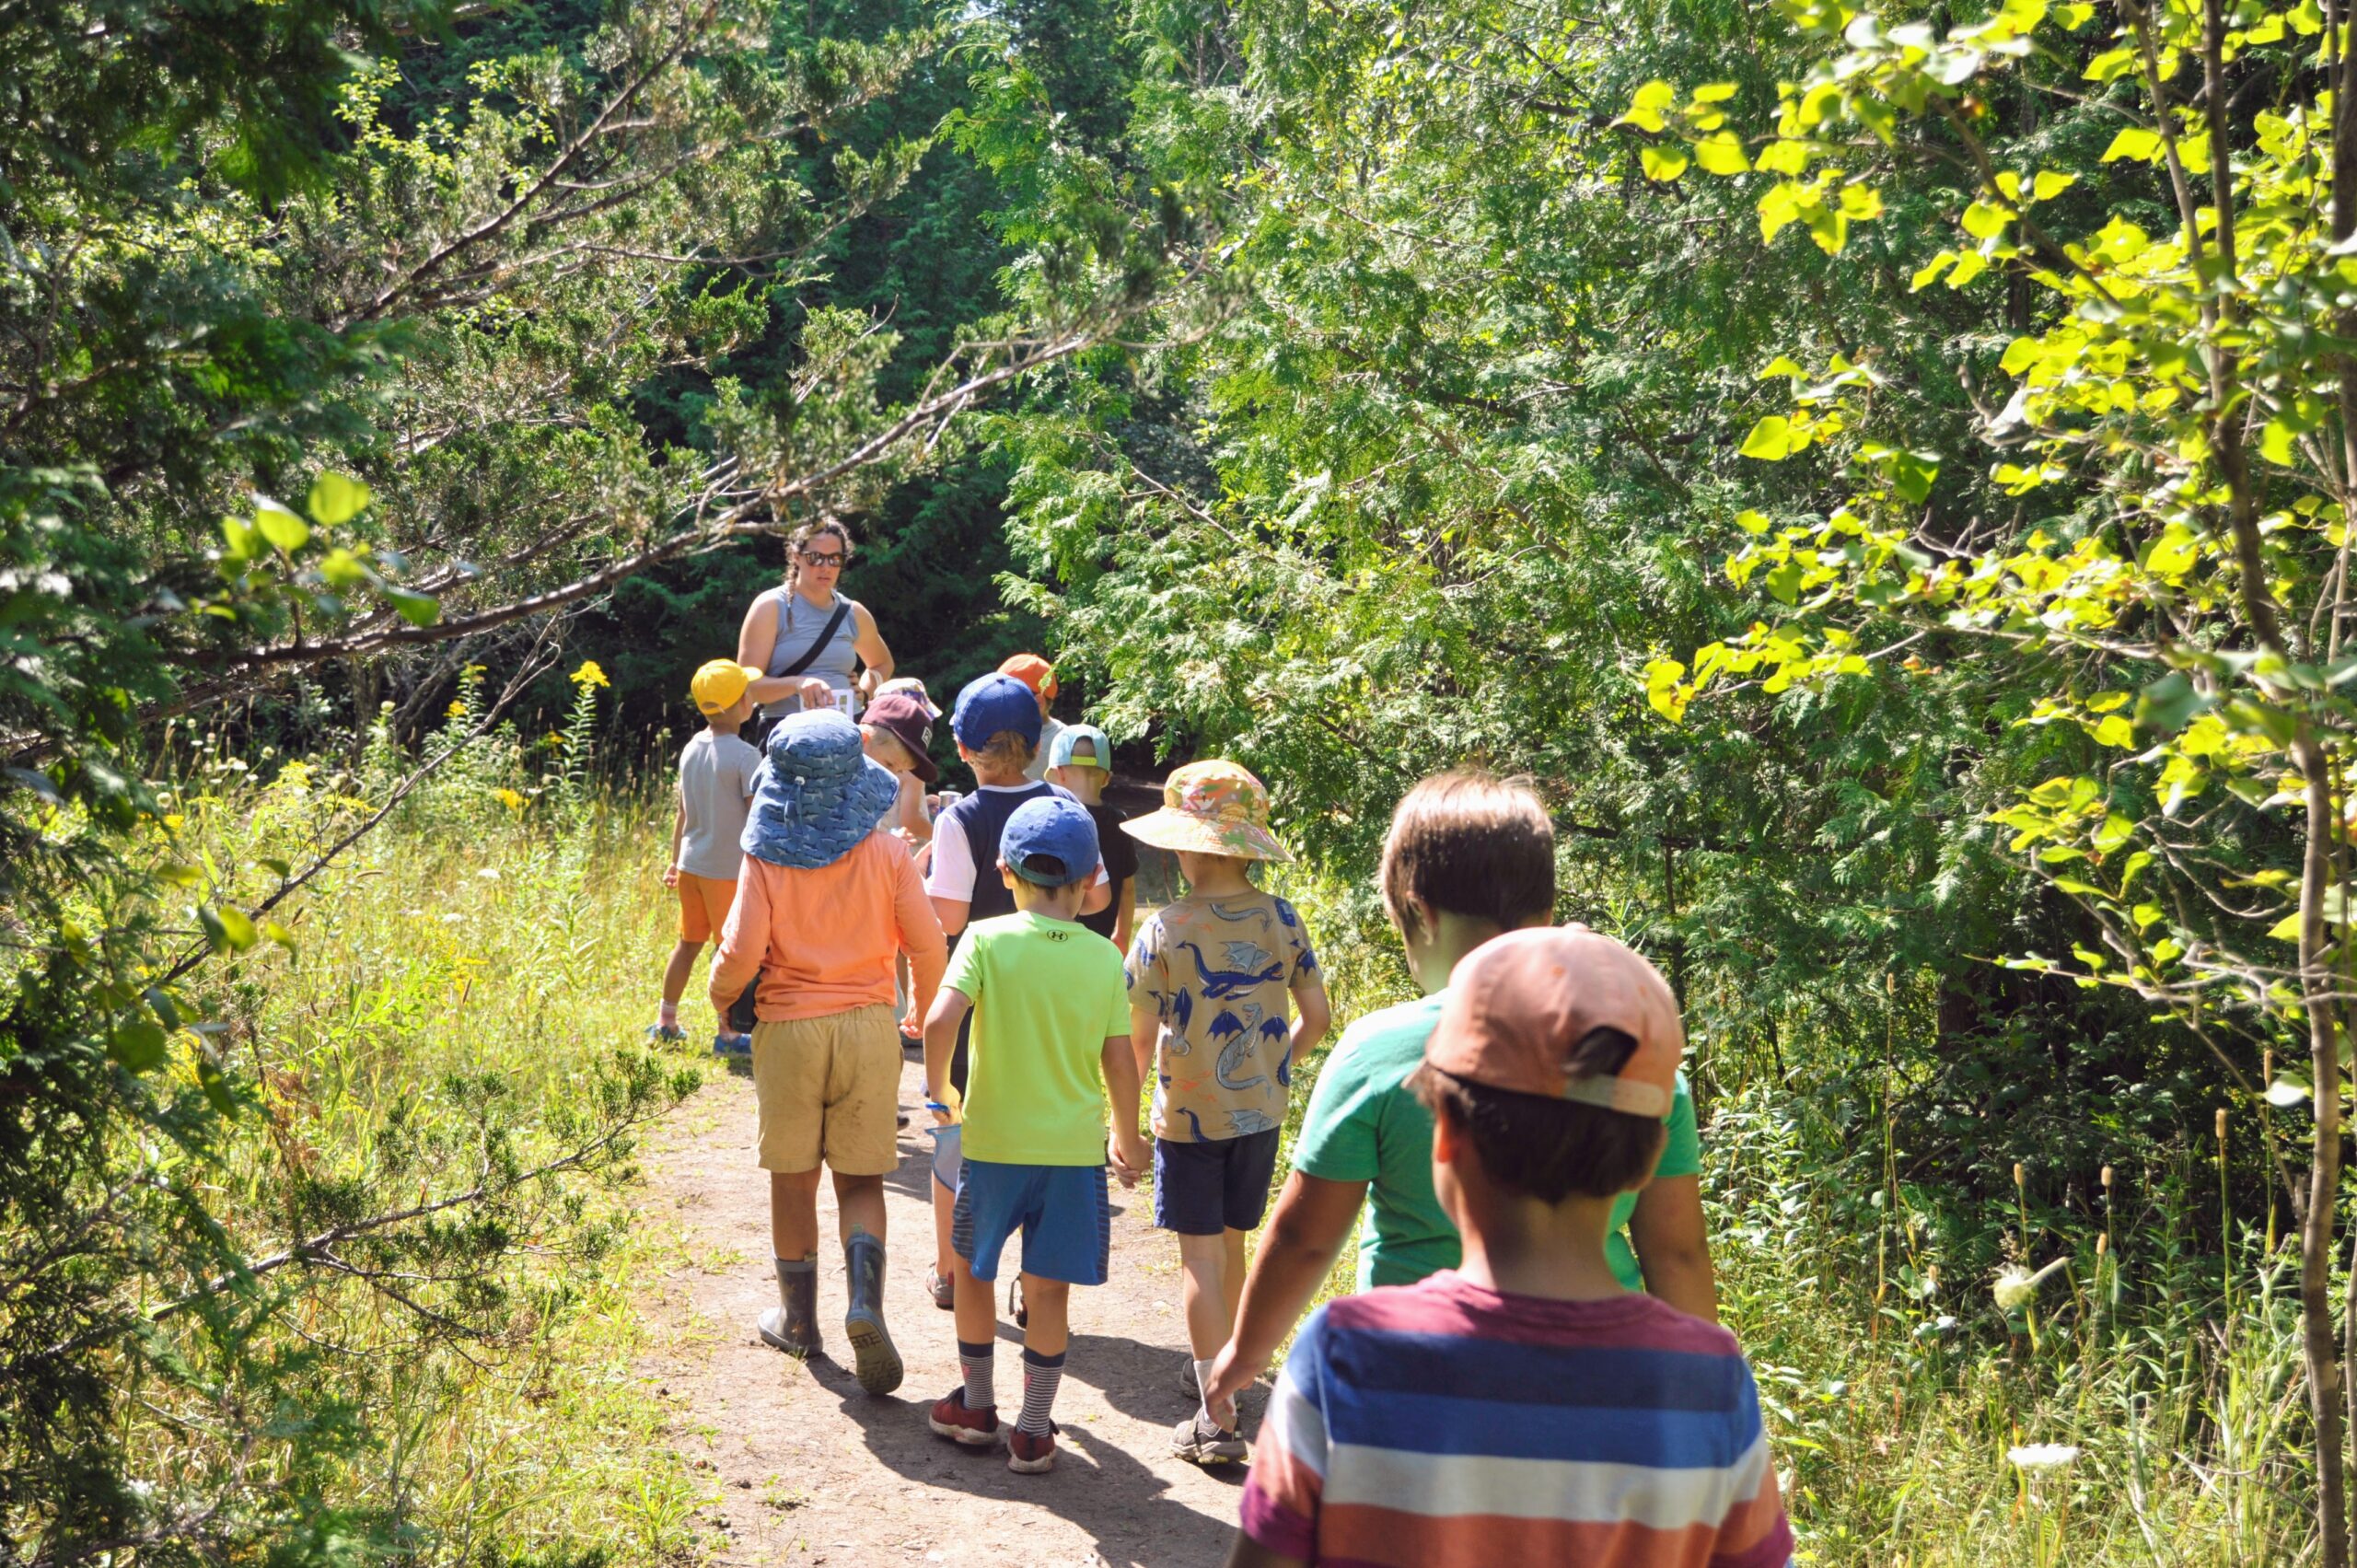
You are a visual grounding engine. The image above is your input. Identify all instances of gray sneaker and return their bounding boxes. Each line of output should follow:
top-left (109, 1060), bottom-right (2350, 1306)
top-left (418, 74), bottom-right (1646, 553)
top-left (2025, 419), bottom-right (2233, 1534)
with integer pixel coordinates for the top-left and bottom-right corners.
top-left (1171, 1412), bottom-right (1247, 1467)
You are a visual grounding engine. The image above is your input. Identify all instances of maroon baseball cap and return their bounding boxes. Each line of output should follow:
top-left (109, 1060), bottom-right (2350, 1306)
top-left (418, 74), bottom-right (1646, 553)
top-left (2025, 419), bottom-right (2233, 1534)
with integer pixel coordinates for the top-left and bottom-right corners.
top-left (861, 691), bottom-right (939, 784)
top-left (1424, 926), bottom-right (1682, 1118)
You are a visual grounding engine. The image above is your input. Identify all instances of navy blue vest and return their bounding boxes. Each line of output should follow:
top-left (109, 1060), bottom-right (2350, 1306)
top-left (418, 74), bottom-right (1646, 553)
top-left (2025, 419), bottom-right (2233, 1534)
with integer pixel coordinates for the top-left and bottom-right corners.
top-left (942, 781), bottom-right (1065, 922)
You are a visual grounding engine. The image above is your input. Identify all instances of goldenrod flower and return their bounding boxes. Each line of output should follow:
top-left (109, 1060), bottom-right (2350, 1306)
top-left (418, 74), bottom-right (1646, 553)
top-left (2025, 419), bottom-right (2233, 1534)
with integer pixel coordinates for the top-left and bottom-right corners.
top-left (570, 659), bottom-right (610, 689)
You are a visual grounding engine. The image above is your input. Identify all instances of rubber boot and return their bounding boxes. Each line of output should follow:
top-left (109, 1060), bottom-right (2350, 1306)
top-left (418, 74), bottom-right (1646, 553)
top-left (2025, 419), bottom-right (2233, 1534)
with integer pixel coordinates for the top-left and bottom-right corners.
top-left (758, 1254), bottom-right (821, 1359)
top-left (842, 1229), bottom-right (903, 1396)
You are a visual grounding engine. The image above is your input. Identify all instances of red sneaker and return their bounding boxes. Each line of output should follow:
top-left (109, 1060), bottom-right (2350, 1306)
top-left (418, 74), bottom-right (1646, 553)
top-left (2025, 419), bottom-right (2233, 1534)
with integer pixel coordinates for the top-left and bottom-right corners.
top-left (1007, 1422), bottom-right (1058, 1474)
top-left (928, 1388), bottom-right (1001, 1448)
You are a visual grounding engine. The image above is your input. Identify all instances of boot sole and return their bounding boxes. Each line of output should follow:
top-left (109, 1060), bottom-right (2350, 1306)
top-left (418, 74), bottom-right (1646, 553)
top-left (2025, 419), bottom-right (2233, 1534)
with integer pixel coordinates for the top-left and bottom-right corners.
top-left (1007, 1446), bottom-right (1055, 1474)
top-left (845, 1312), bottom-right (903, 1396)
top-left (928, 1415), bottom-right (1002, 1447)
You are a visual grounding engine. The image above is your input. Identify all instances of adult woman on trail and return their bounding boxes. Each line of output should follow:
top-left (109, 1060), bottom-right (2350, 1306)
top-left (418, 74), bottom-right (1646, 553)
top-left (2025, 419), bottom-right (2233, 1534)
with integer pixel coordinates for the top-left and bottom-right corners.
top-left (738, 518), bottom-right (895, 723)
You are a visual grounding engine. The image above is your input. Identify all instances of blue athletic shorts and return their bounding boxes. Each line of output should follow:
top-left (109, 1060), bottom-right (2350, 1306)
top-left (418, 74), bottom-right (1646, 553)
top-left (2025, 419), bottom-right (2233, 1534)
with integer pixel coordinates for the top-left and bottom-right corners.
top-left (952, 1159), bottom-right (1112, 1286)
top-left (1153, 1128), bottom-right (1282, 1235)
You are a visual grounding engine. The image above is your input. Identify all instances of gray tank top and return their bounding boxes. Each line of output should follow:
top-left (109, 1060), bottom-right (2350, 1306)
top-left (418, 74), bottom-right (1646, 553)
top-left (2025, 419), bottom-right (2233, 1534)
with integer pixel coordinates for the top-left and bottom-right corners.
top-left (758, 587), bottom-right (861, 708)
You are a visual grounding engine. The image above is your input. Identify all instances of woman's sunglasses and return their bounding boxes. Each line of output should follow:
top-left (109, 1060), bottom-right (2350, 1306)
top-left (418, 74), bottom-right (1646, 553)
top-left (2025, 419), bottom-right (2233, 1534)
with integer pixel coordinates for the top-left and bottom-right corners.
top-left (800, 551), bottom-right (846, 568)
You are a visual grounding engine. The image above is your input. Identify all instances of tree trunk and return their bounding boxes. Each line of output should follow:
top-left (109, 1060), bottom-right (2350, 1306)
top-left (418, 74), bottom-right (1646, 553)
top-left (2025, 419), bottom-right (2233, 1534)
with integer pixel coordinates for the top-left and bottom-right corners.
top-left (2297, 736), bottom-right (2349, 1568)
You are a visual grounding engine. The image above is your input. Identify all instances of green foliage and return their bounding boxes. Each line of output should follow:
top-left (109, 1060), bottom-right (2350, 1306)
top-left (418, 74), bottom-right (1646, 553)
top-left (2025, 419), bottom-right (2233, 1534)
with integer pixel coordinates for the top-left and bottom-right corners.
top-left (0, 0), bottom-right (1196, 1555)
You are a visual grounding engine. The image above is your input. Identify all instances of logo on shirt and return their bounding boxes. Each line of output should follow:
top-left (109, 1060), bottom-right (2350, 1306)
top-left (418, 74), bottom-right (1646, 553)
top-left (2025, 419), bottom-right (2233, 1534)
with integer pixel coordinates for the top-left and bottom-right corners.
top-left (1044, 929), bottom-right (1071, 943)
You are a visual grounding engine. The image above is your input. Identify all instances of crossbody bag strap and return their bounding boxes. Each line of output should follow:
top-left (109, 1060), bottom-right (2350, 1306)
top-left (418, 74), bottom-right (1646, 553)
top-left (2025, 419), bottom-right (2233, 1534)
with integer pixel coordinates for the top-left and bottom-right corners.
top-left (773, 595), bottom-right (853, 679)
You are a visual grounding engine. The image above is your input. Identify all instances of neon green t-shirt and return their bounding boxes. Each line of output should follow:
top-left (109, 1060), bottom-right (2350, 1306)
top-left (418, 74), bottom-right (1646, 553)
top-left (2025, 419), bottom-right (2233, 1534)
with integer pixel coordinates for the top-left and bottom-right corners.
top-left (943, 911), bottom-right (1132, 1166)
top-left (1290, 986), bottom-right (1701, 1292)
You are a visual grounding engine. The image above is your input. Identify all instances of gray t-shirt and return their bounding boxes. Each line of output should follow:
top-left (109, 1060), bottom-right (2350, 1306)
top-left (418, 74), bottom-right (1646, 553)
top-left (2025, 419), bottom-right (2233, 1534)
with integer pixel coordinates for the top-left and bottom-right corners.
top-left (677, 730), bottom-right (762, 880)
top-left (1024, 715), bottom-right (1065, 783)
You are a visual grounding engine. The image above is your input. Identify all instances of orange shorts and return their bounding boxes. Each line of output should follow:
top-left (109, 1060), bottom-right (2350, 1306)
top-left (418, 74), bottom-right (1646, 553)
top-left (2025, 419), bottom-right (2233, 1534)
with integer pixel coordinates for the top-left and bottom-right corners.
top-left (677, 872), bottom-right (737, 944)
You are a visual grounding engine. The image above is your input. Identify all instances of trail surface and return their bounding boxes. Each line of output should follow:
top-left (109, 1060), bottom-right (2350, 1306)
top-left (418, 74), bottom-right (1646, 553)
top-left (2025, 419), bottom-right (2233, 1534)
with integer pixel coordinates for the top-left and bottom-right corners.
top-left (636, 1048), bottom-right (1252, 1566)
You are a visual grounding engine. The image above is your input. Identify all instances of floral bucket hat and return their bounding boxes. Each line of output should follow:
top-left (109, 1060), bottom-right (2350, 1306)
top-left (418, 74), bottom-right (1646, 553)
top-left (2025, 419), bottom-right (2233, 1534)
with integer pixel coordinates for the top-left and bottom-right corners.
top-left (1120, 759), bottom-right (1292, 863)
top-left (741, 708), bottom-right (901, 869)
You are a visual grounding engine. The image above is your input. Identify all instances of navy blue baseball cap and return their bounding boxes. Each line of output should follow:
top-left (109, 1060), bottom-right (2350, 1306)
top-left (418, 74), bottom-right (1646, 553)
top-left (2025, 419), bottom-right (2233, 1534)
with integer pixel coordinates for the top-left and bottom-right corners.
top-left (952, 673), bottom-right (1044, 752)
top-left (1001, 796), bottom-right (1101, 888)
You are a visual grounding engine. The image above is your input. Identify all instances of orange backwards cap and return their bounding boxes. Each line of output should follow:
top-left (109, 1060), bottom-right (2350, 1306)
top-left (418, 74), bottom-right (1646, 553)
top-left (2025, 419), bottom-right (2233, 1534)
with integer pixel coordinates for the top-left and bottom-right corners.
top-left (997, 653), bottom-right (1058, 702)
top-left (1423, 925), bottom-right (1683, 1119)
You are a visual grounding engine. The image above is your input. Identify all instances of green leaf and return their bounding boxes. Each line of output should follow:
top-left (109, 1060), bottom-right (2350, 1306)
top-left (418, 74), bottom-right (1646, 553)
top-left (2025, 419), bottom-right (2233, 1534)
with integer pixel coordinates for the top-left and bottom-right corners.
top-left (221, 517), bottom-right (260, 563)
top-left (255, 503), bottom-right (310, 554)
top-left (1694, 134), bottom-right (1750, 174)
top-left (1765, 559), bottom-right (1805, 603)
top-left (1741, 415), bottom-right (1795, 459)
top-left (382, 587), bottom-right (441, 628)
top-left (110, 1020), bottom-right (168, 1073)
top-left (196, 1054), bottom-right (236, 1116)
top-left (1910, 253), bottom-right (1955, 290)
top-left (307, 471), bottom-right (372, 527)
top-left (2091, 714), bottom-right (2136, 748)
top-left (1961, 201), bottom-right (2008, 239)
top-left (1735, 508), bottom-right (1772, 534)
top-left (2269, 911), bottom-right (2304, 940)
top-left (2084, 46), bottom-right (2137, 80)
top-left (2140, 674), bottom-right (2206, 736)
top-left (1641, 144), bottom-right (1689, 180)
top-left (200, 904), bottom-right (259, 954)
top-left (2101, 126), bottom-right (2164, 163)
top-left (2030, 169), bottom-right (2077, 202)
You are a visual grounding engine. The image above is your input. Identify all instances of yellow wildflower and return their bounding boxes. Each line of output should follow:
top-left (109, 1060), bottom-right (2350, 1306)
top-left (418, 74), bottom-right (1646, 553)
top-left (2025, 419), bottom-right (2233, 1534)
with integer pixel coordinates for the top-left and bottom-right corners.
top-left (447, 699), bottom-right (467, 718)
top-left (494, 787), bottom-right (526, 811)
top-left (570, 659), bottom-right (610, 689)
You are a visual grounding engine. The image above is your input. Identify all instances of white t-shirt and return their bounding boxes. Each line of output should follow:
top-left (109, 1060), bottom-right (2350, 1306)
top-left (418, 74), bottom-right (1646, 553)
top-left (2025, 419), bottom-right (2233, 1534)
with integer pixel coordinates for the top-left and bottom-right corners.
top-left (677, 730), bottom-right (762, 880)
top-left (1025, 716), bottom-right (1066, 783)
top-left (925, 782), bottom-right (1109, 901)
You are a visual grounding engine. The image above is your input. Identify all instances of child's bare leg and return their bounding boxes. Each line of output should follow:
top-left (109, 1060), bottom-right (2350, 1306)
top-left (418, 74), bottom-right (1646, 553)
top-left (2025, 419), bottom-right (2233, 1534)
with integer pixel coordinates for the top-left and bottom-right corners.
top-left (771, 1168), bottom-right (824, 1260)
top-left (660, 939), bottom-right (700, 1005)
top-left (933, 1176), bottom-right (957, 1275)
top-left (1019, 1274), bottom-right (1071, 1357)
top-left (952, 1250), bottom-right (996, 1350)
top-left (1178, 1230), bottom-right (1231, 1359)
top-left (834, 1171), bottom-right (887, 1245)
top-left (1222, 1227), bottom-right (1249, 1326)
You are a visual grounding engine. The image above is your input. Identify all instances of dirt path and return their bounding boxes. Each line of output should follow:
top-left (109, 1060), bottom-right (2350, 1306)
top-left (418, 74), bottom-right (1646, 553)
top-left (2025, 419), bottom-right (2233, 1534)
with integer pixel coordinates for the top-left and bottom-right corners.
top-left (634, 1049), bottom-right (1255, 1567)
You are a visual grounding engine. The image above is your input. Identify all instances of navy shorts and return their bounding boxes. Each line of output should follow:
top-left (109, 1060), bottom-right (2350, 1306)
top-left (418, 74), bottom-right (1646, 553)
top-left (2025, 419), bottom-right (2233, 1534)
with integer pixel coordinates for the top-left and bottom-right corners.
top-left (1153, 1128), bottom-right (1283, 1236)
top-left (952, 1159), bottom-right (1112, 1286)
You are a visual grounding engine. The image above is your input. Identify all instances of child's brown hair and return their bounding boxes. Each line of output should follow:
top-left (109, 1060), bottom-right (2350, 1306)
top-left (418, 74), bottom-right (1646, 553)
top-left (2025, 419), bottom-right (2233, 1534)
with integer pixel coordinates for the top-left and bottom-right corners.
top-left (967, 730), bottom-right (1037, 773)
top-left (1410, 1029), bottom-right (1666, 1202)
top-left (1378, 771), bottom-right (1556, 936)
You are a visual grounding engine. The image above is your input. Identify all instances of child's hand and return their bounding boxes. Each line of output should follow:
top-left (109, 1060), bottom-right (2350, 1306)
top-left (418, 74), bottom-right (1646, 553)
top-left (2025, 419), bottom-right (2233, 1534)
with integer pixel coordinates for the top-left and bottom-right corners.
top-left (1109, 1129), bottom-right (1148, 1188)
top-left (661, 864), bottom-right (679, 889)
top-left (1203, 1344), bottom-right (1253, 1431)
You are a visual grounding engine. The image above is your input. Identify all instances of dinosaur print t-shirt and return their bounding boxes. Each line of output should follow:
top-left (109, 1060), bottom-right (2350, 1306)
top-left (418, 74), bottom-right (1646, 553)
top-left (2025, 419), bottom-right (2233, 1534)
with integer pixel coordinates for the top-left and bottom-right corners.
top-left (1127, 889), bottom-right (1319, 1144)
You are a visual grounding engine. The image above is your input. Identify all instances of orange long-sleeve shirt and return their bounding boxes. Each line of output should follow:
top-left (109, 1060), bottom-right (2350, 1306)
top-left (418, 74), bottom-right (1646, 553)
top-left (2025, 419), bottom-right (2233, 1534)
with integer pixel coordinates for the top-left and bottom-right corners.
top-left (708, 830), bottom-right (947, 1025)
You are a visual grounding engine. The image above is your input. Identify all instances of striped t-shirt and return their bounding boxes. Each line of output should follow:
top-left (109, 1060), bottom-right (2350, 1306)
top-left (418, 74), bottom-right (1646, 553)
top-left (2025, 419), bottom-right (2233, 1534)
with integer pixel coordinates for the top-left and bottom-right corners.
top-left (1238, 1272), bottom-right (1794, 1568)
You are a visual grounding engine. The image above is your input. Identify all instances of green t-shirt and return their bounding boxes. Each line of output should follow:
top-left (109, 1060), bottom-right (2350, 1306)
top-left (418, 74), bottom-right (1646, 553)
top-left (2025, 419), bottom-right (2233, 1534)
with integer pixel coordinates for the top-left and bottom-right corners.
top-left (1290, 987), bottom-right (1701, 1292)
top-left (943, 912), bottom-right (1133, 1166)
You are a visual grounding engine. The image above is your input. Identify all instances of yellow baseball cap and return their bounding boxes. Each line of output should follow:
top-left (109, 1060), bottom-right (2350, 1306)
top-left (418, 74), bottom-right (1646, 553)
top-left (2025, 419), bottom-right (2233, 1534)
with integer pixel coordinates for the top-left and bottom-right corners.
top-left (691, 659), bottom-right (762, 714)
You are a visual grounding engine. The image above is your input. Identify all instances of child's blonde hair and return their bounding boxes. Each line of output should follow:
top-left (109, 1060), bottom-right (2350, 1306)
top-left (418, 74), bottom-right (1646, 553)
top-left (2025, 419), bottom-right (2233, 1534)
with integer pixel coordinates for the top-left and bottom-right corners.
top-left (968, 730), bottom-right (1037, 772)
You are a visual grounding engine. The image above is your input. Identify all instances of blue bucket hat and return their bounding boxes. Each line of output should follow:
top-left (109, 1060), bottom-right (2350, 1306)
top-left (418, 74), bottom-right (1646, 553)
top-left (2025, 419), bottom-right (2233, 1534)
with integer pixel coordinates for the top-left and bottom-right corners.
top-left (953, 673), bottom-right (1044, 752)
top-left (1003, 796), bottom-right (1101, 888)
top-left (741, 709), bottom-right (901, 869)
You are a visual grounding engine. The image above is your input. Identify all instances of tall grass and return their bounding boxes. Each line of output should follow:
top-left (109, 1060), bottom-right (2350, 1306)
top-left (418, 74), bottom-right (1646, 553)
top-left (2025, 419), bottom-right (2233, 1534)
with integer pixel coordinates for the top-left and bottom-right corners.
top-left (136, 678), bottom-right (727, 1563)
top-left (1273, 867), bottom-right (2320, 1567)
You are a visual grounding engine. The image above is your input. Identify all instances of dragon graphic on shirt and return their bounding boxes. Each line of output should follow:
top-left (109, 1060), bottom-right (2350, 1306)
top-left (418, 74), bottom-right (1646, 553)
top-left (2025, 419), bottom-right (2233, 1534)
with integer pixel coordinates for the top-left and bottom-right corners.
top-left (1211, 1004), bottom-right (1270, 1093)
top-left (1172, 939), bottom-right (1284, 1000)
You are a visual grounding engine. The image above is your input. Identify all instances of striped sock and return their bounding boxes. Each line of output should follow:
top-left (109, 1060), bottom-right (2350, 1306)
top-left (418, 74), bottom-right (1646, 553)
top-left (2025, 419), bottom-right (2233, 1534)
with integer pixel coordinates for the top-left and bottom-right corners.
top-left (1018, 1346), bottom-right (1066, 1437)
top-left (958, 1339), bottom-right (995, 1412)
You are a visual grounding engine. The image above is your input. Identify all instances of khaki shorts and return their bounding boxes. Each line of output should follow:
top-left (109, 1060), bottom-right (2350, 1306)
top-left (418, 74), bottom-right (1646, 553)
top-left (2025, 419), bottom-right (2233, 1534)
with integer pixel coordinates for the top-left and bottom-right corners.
top-left (750, 1005), bottom-right (901, 1176)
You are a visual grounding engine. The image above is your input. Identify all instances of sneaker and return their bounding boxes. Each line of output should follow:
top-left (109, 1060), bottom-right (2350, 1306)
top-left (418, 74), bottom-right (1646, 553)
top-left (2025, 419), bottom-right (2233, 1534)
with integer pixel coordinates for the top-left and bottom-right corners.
top-left (1171, 1412), bottom-right (1247, 1467)
top-left (711, 1031), bottom-right (752, 1059)
top-left (1008, 1273), bottom-right (1027, 1330)
top-left (1007, 1422), bottom-right (1059, 1474)
top-left (645, 1022), bottom-right (688, 1044)
top-left (928, 1388), bottom-right (1002, 1448)
top-left (927, 1269), bottom-right (955, 1311)
top-left (1178, 1353), bottom-right (1200, 1398)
